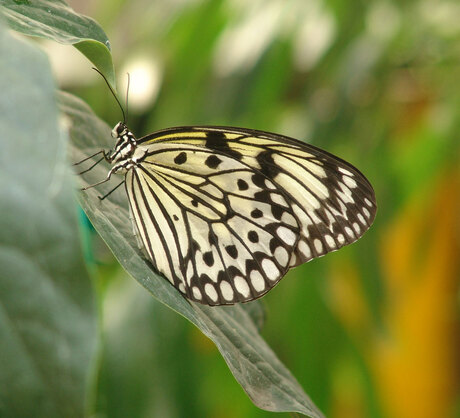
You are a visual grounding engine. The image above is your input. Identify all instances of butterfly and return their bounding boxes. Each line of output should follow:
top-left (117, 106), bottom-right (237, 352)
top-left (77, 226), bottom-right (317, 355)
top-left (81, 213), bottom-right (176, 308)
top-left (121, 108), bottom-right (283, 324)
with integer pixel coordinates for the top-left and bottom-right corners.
top-left (77, 120), bottom-right (376, 306)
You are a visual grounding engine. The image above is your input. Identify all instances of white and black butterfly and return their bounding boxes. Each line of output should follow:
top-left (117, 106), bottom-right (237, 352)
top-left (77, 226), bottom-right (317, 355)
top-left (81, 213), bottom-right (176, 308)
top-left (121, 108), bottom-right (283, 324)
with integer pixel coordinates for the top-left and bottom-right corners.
top-left (78, 120), bottom-right (376, 306)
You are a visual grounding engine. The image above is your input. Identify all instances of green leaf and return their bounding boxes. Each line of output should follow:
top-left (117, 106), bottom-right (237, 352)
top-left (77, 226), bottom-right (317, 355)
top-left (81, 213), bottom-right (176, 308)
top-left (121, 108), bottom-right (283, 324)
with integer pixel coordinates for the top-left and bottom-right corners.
top-left (0, 20), bottom-right (98, 418)
top-left (0, 0), bottom-right (115, 89)
top-left (61, 91), bottom-right (324, 418)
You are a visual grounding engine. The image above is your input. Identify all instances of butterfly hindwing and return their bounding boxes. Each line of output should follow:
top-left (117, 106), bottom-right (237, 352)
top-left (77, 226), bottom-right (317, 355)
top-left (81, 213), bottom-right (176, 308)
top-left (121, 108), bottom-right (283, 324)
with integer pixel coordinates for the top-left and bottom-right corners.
top-left (125, 142), bottom-right (300, 305)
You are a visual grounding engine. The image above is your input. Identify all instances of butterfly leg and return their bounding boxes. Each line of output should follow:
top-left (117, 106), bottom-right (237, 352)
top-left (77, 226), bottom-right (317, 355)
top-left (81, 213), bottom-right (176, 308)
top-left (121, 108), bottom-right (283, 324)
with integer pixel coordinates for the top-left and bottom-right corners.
top-left (98, 180), bottom-right (125, 201)
top-left (73, 150), bottom-right (112, 174)
top-left (76, 156), bottom-right (105, 175)
top-left (81, 165), bottom-right (116, 191)
top-left (73, 150), bottom-right (106, 166)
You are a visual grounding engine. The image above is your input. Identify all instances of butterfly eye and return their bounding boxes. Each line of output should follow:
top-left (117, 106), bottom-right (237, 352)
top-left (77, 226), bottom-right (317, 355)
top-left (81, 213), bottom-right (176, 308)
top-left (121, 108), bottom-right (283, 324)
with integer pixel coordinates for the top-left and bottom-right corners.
top-left (111, 122), bottom-right (126, 138)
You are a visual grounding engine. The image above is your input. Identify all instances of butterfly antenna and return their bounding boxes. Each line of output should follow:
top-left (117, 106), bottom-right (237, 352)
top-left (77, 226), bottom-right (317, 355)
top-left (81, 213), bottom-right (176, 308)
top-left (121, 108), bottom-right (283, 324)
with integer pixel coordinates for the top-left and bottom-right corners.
top-left (92, 67), bottom-right (126, 123)
top-left (125, 72), bottom-right (130, 123)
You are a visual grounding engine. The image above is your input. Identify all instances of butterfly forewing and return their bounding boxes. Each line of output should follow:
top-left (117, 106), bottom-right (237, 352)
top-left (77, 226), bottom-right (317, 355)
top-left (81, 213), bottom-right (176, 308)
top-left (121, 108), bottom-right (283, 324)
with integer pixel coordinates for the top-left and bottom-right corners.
top-left (140, 127), bottom-right (377, 270)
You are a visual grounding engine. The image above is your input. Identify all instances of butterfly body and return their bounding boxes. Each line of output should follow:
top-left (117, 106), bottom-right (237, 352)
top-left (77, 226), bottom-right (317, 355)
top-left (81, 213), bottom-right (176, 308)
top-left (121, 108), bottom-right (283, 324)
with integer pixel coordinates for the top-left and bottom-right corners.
top-left (86, 123), bottom-right (376, 306)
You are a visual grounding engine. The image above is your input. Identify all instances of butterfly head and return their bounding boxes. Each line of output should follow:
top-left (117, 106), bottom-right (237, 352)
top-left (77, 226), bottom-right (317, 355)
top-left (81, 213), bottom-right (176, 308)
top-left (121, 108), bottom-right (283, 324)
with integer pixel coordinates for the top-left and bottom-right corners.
top-left (111, 121), bottom-right (129, 139)
top-left (108, 122), bottom-right (137, 163)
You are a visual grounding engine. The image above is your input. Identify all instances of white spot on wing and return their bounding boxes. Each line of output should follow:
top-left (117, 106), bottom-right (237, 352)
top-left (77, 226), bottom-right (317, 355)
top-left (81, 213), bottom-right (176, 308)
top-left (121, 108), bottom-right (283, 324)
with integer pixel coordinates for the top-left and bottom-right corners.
top-left (337, 234), bottom-right (345, 244)
top-left (204, 283), bottom-right (218, 302)
top-left (364, 197), bottom-right (373, 207)
top-left (345, 227), bottom-right (354, 238)
top-left (353, 222), bottom-right (361, 234)
top-left (314, 239), bottom-right (323, 253)
top-left (186, 262), bottom-right (193, 282)
top-left (276, 226), bottom-right (297, 246)
top-left (343, 175), bottom-right (357, 189)
top-left (339, 167), bottom-right (353, 176)
top-left (262, 259), bottom-right (280, 281)
top-left (265, 179), bottom-right (276, 189)
top-left (250, 270), bottom-right (265, 292)
top-left (325, 235), bottom-right (336, 248)
top-left (220, 281), bottom-right (234, 301)
top-left (234, 276), bottom-right (250, 297)
top-left (192, 287), bottom-right (202, 300)
top-left (363, 207), bottom-right (371, 219)
top-left (357, 213), bottom-right (366, 225)
top-left (274, 246), bottom-right (289, 266)
top-left (298, 240), bottom-right (311, 258)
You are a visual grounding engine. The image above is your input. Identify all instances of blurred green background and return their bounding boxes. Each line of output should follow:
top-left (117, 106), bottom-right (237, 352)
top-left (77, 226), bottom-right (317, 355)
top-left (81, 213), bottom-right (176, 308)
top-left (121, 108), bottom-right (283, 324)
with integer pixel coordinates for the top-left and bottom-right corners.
top-left (47, 0), bottom-right (459, 416)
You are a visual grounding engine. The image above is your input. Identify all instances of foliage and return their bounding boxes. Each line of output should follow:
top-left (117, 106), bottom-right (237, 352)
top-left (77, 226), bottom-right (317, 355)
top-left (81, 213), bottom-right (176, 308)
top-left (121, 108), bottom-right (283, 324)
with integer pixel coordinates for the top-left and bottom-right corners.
top-left (0, 17), bottom-right (97, 418)
top-left (1, 0), bottom-right (459, 417)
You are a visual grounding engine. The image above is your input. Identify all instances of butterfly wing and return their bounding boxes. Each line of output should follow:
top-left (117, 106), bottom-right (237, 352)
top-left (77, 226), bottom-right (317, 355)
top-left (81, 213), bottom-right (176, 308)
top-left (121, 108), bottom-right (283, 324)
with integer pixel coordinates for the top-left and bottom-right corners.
top-left (127, 126), bottom-right (376, 305)
top-left (125, 142), bottom-right (300, 305)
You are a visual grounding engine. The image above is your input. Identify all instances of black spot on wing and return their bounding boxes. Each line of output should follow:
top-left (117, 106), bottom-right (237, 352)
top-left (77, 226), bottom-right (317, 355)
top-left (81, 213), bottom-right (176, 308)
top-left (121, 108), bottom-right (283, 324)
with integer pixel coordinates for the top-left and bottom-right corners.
top-left (252, 173), bottom-right (266, 188)
top-left (254, 189), bottom-right (272, 203)
top-left (225, 245), bottom-right (238, 259)
top-left (174, 151), bottom-right (187, 165)
top-left (203, 251), bottom-right (214, 266)
top-left (205, 131), bottom-right (243, 161)
top-left (271, 205), bottom-right (283, 220)
top-left (250, 209), bottom-right (263, 218)
top-left (257, 149), bottom-right (281, 178)
top-left (237, 179), bottom-right (249, 190)
top-left (248, 230), bottom-right (259, 243)
top-left (205, 155), bottom-right (222, 169)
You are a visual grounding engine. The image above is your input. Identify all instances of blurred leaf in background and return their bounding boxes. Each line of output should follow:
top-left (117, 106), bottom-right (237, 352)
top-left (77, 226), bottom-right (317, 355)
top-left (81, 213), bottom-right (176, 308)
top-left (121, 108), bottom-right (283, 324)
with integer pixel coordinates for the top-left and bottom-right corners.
top-left (0, 16), bottom-right (98, 418)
